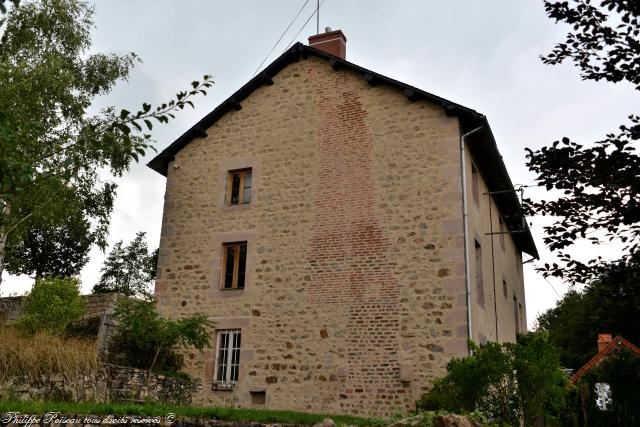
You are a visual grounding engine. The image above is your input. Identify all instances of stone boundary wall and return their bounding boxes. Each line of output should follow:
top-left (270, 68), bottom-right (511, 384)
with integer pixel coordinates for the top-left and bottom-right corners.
top-left (0, 363), bottom-right (200, 406)
top-left (0, 296), bottom-right (22, 323)
top-left (0, 292), bottom-right (126, 323)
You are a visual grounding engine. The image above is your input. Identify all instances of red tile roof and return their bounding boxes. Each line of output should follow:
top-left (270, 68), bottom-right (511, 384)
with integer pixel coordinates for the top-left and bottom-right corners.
top-left (570, 335), bottom-right (640, 384)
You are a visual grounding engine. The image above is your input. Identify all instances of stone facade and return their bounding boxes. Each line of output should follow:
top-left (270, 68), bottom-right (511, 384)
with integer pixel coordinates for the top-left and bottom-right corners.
top-left (153, 53), bottom-right (529, 417)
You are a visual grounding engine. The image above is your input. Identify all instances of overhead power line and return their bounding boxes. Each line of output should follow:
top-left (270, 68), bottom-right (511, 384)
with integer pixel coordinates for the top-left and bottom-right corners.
top-left (532, 263), bottom-right (562, 298)
top-left (284, 0), bottom-right (326, 51)
top-left (252, 0), bottom-right (313, 77)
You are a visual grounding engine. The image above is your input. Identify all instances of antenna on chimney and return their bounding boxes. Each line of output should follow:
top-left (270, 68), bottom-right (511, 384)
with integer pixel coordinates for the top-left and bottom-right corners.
top-left (316, 0), bottom-right (319, 34)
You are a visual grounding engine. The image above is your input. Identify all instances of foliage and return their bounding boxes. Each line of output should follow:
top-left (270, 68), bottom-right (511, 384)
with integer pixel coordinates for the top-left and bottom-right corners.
top-left (513, 331), bottom-right (568, 426)
top-left (0, 400), bottom-right (383, 427)
top-left (0, 326), bottom-right (97, 383)
top-left (562, 348), bottom-right (640, 426)
top-left (525, 0), bottom-right (640, 284)
top-left (0, 0), bottom-right (212, 288)
top-left (4, 210), bottom-right (92, 278)
top-left (109, 300), bottom-right (213, 376)
top-left (537, 250), bottom-right (640, 368)
top-left (16, 276), bottom-right (85, 335)
top-left (418, 341), bottom-right (519, 425)
top-left (417, 332), bottom-right (568, 426)
top-left (92, 232), bottom-right (157, 298)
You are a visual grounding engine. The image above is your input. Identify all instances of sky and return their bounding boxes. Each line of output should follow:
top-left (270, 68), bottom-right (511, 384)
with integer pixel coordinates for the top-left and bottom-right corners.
top-left (2, 1), bottom-right (639, 329)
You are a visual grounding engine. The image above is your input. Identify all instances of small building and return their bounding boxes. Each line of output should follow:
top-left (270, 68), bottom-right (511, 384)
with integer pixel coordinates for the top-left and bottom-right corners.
top-left (148, 30), bottom-right (538, 417)
top-left (570, 334), bottom-right (640, 385)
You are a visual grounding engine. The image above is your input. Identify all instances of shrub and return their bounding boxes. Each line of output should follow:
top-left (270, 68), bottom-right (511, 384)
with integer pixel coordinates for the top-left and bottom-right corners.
top-left (418, 341), bottom-right (520, 426)
top-left (0, 327), bottom-right (98, 383)
top-left (17, 277), bottom-right (85, 335)
top-left (417, 331), bottom-right (568, 426)
top-left (109, 300), bottom-right (213, 376)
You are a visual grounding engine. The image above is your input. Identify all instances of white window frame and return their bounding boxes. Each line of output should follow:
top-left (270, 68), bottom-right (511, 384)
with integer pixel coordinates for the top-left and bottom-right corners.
top-left (214, 329), bottom-right (241, 389)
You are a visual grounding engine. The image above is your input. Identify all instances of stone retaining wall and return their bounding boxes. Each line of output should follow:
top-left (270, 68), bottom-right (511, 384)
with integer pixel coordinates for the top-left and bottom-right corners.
top-left (0, 363), bottom-right (200, 406)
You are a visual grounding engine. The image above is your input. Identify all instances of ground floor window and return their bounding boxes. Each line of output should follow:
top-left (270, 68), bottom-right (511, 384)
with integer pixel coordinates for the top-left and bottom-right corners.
top-left (215, 329), bottom-right (241, 387)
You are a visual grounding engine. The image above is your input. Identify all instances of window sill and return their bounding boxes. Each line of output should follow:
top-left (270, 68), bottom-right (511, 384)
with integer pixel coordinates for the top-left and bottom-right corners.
top-left (212, 382), bottom-right (237, 391)
top-left (213, 287), bottom-right (247, 298)
top-left (222, 203), bottom-right (253, 211)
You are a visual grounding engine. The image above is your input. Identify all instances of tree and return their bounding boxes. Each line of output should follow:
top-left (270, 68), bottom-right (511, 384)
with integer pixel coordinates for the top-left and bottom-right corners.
top-left (92, 232), bottom-right (157, 298)
top-left (109, 299), bottom-right (212, 377)
top-left (537, 250), bottom-right (640, 369)
top-left (4, 210), bottom-right (92, 278)
top-left (17, 276), bottom-right (85, 335)
top-left (525, 0), bottom-right (640, 284)
top-left (0, 0), bottom-right (213, 288)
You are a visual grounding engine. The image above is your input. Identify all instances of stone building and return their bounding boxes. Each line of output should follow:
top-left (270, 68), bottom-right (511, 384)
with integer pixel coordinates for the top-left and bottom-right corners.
top-left (148, 30), bottom-right (538, 417)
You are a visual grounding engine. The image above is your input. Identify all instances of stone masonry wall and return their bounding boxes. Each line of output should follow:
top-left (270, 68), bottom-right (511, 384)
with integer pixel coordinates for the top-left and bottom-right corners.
top-left (0, 364), bottom-right (199, 405)
top-left (153, 56), bottom-right (522, 417)
top-left (0, 292), bottom-right (125, 322)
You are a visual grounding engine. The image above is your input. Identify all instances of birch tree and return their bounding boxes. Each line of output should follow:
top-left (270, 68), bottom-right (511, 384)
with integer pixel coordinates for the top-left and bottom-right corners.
top-left (0, 0), bottom-right (212, 288)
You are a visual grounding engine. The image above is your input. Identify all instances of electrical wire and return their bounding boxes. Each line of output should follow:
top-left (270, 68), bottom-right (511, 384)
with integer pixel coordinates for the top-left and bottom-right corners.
top-left (284, 0), bottom-right (326, 51)
top-left (252, 0), bottom-right (313, 77)
top-left (531, 263), bottom-right (562, 298)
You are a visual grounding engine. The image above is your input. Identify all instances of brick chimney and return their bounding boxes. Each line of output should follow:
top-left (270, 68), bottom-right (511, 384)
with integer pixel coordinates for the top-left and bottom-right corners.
top-left (308, 28), bottom-right (346, 60)
top-left (598, 334), bottom-right (612, 352)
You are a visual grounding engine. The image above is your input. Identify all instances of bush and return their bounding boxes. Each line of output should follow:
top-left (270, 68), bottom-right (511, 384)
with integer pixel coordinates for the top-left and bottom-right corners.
top-left (418, 341), bottom-right (520, 426)
top-left (109, 300), bottom-right (213, 376)
top-left (17, 277), bottom-right (85, 335)
top-left (417, 331), bottom-right (568, 426)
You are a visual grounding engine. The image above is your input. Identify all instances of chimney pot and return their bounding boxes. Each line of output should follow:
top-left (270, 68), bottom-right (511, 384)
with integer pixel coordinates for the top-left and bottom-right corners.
top-left (308, 29), bottom-right (347, 60)
top-left (598, 334), bottom-right (612, 352)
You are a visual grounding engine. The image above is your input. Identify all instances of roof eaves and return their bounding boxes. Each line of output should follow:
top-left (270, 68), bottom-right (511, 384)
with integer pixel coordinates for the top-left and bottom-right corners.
top-left (147, 43), bottom-right (484, 176)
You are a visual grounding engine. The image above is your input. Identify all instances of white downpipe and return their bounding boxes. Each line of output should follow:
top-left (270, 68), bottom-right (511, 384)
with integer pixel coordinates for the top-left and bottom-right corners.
top-left (460, 126), bottom-right (483, 356)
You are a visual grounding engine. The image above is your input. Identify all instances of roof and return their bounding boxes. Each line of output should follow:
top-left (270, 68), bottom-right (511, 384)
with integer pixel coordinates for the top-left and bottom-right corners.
top-left (570, 336), bottom-right (640, 384)
top-left (147, 42), bottom-right (538, 259)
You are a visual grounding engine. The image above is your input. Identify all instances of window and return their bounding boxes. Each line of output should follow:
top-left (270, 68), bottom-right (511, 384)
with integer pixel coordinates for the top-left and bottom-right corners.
top-left (215, 329), bottom-right (241, 387)
top-left (250, 391), bottom-right (266, 405)
top-left (226, 168), bottom-right (252, 205)
top-left (519, 303), bottom-right (524, 332)
top-left (222, 242), bottom-right (247, 289)
top-left (503, 278), bottom-right (508, 298)
top-left (475, 239), bottom-right (484, 308)
top-left (513, 295), bottom-right (520, 336)
top-left (499, 217), bottom-right (506, 250)
top-left (471, 164), bottom-right (479, 206)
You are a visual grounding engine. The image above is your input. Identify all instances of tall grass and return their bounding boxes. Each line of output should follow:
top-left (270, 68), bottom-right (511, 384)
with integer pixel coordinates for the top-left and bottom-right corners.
top-left (0, 327), bottom-right (98, 383)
